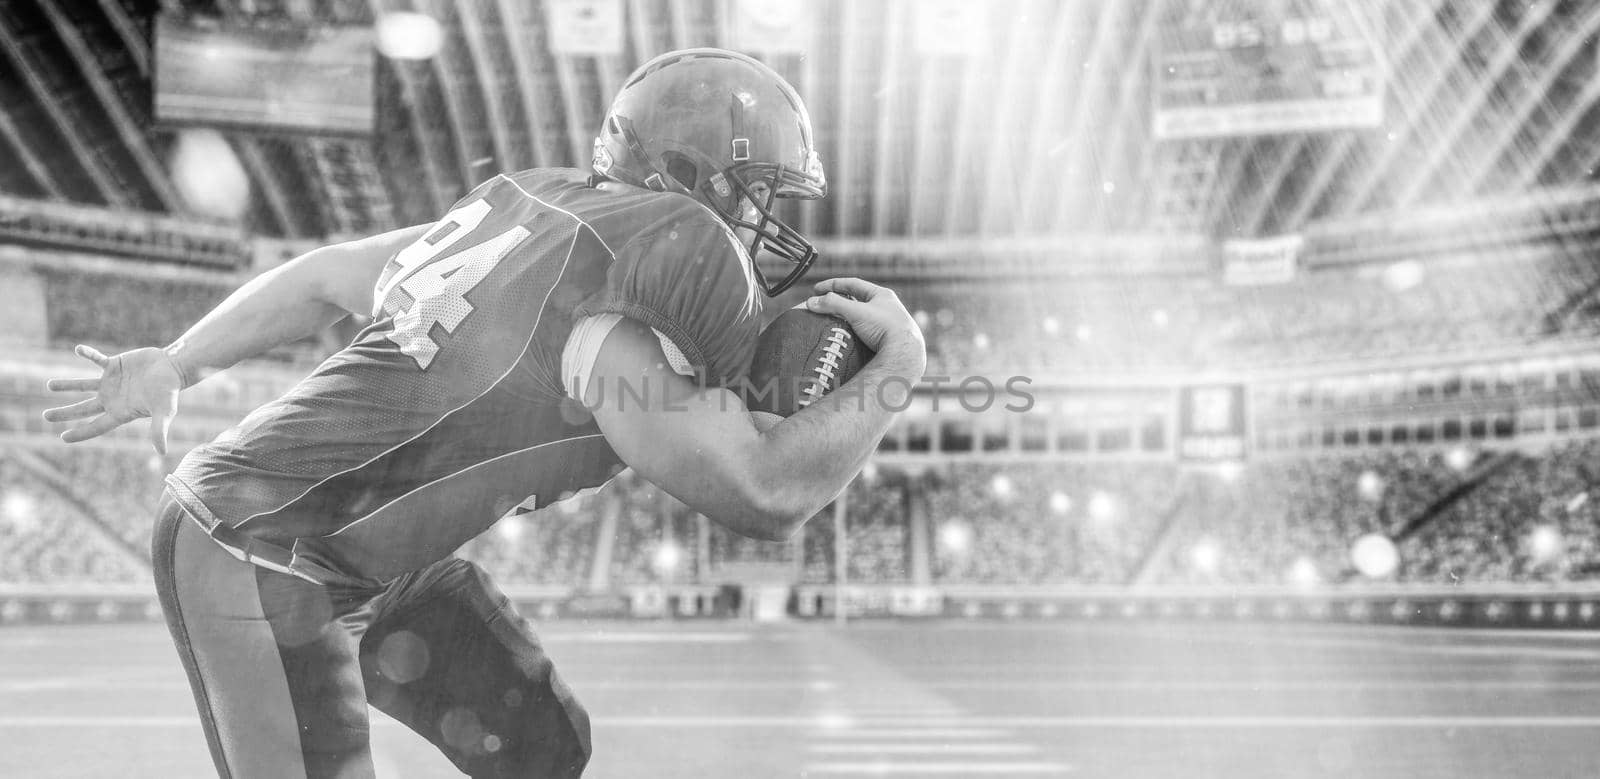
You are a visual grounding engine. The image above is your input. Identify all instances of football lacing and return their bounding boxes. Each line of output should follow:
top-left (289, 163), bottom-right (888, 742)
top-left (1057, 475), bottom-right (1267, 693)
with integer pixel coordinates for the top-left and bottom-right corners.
top-left (800, 328), bottom-right (852, 408)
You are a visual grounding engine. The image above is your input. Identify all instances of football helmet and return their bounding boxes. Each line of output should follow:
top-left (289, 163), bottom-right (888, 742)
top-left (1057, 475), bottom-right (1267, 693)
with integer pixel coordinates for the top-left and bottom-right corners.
top-left (593, 48), bottom-right (827, 296)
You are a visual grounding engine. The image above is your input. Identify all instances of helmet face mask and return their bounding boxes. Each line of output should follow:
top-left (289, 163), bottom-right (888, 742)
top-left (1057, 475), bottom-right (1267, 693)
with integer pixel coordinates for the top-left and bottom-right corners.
top-left (707, 161), bottom-right (823, 296)
top-left (593, 48), bottom-right (827, 296)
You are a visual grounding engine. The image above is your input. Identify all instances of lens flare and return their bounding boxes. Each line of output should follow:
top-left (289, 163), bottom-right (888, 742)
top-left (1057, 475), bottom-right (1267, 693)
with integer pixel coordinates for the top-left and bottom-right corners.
top-left (1351, 533), bottom-right (1399, 578)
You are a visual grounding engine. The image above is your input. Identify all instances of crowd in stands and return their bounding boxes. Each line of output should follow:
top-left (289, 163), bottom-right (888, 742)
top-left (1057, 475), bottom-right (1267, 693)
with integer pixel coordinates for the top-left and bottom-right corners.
top-left (918, 462), bottom-right (1180, 585)
top-left (10, 437), bottom-right (1600, 590)
top-left (0, 453), bottom-right (149, 585)
top-left (893, 244), bottom-right (1600, 379)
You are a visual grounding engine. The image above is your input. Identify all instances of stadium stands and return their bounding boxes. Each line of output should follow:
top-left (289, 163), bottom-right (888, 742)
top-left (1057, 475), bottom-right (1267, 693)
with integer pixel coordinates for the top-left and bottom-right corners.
top-left (0, 451), bottom-right (148, 585)
top-left (10, 427), bottom-right (1600, 592)
top-left (901, 241), bottom-right (1600, 378)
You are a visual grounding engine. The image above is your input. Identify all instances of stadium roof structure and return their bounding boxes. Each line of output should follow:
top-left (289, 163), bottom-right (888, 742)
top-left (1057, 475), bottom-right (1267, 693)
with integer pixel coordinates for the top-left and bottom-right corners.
top-left (2, 0), bottom-right (1600, 252)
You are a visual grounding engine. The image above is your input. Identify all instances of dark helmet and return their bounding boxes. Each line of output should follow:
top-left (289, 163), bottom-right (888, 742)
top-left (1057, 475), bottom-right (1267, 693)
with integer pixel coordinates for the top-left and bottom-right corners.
top-left (592, 48), bottom-right (827, 296)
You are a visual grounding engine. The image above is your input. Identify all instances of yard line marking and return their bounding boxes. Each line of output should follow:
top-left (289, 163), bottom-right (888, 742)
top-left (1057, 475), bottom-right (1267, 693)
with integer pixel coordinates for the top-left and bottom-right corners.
top-left (814, 728), bottom-right (1011, 739)
top-left (15, 714), bottom-right (1600, 729)
top-left (810, 743), bottom-right (1040, 755)
top-left (916, 679), bottom-right (1600, 692)
top-left (801, 761), bottom-right (1071, 775)
top-left (0, 679), bottom-right (188, 692)
top-left (0, 669), bottom-right (172, 692)
top-left (558, 632), bottom-right (751, 643)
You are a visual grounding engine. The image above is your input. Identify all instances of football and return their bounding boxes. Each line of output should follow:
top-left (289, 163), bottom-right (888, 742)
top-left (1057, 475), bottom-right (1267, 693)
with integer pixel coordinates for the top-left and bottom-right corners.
top-left (745, 306), bottom-right (876, 420)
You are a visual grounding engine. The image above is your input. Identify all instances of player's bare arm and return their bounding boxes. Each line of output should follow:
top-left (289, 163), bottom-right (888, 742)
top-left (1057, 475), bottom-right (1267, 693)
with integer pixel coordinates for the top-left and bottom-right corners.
top-left (41, 224), bottom-right (428, 452)
top-left (588, 277), bottom-right (925, 541)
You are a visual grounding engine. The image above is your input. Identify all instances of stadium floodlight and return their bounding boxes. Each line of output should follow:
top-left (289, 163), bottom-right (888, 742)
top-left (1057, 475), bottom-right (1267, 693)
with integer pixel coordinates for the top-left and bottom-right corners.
top-left (1151, 309), bottom-right (1170, 328)
top-left (1190, 539), bottom-right (1221, 575)
top-left (858, 462), bottom-right (878, 483)
top-left (1529, 525), bottom-right (1563, 564)
top-left (1357, 470), bottom-right (1384, 501)
top-left (1041, 316), bottom-right (1061, 336)
top-left (1088, 490), bottom-right (1116, 523)
top-left (815, 712), bottom-right (855, 731)
top-left (2, 492), bottom-right (37, 533)
top-left (1445, 446), bottom-right (1474, 472)
top-left (375, 12), bottom-right (444, 60)
top-left (169, 129), bottom-right (250, 221)
top-left (1074, 324), bottom-right (1093, 342)
top-left (651, 541), bottom-right (682, 574)
top-left (912, 309), bottom-right (931, 329)
top-left (1382, 259), bottom-right (1426, 292)
top-left (1215, 461), bottom-right (1244, 482)
top-left (989, 474), bottom-right (1013, 500)
top-left (938, 521), bottom-right (973, 554)
top-left (1048, 491), bottom-right (1072, 516)
top-left (1289, 556), bottom-right (1321, 588)
top-left (973, 333), bottom-right (991, 350)
top-left (1351, 533), bottom-right (1400, 578)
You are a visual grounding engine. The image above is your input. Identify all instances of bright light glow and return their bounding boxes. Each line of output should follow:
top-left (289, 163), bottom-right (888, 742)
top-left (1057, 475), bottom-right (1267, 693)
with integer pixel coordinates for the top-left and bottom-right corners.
top-left (2, 492), bottom-right (36, 533)
top-left (1568, 492), bottom-right (1590, 513)
top-left (913, 309), bottom-right (931, 329)
top-left (1190, 539), bottom-right (1220, 574)
top-left (1289, 556), bottom-right (1320, 587)
top-left (1356, 470), bottom-right (1384, 501)
top-left (1215, 461), bottom-right (1244, 482)
top-left (1074, 324), bottom-right (1092, 342)
top-left (497, 518), bottom-right (524, 543)
top-left (973, 333), bottom-right (991, 350)
top-left (1445, 446), bottom-right (1474, 472)
top-left (989, 474), bottom-right (1013, 500)
top-left (652, 541), bottom-right (682, 573)
top-left (815, 712), bottom-right (855, 731)
top-left (1151, 309), bottom-right (1170, 328)
top-left (859, 462), bottom-right (878, 483)
top-left (1048, 491), bottom-right (1072, 515)
top-left (1351, 533), bottom-right (1400, 578)
top-left (938, 521), bottom-right (973, 554)
top-left (1529, 525), bottom-right (1563, 564)
top-left (1101, 180), bottom-right (1116, 194)
top-left (1041, 316), bottom-right (1061, 336)
top-left (147, 454), bottom-right (166, 474)
top-left (1088, 490), bottom-right (1116, 523)
top-left (375, 12), bottom-right (444, 60)
top-left (1382, 260), bottom-right (1426, 292)
top-left (169, 129), bottom-right (249, 221)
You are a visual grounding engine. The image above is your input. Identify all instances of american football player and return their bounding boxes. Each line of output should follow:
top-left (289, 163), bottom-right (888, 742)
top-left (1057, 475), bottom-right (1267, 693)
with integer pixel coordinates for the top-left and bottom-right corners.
top-left (43, 48), bottom-right (925, 778)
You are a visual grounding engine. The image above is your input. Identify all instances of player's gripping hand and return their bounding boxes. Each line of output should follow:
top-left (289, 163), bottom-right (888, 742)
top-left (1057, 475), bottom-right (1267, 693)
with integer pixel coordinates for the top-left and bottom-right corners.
top-left (804, 278), bottom-right (927, 372)
top-left (42, 345), bottom-right (183, 454)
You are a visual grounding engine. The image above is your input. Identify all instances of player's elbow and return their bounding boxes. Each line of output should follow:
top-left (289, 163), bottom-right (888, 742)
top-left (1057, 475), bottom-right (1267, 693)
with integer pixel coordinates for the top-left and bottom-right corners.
top-left (723, 477), bottom-right (814, 542)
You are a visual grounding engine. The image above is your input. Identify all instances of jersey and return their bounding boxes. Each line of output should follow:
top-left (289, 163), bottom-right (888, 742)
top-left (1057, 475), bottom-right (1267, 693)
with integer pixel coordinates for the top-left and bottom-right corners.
top-left (167, 169), bottom-right (763, 584)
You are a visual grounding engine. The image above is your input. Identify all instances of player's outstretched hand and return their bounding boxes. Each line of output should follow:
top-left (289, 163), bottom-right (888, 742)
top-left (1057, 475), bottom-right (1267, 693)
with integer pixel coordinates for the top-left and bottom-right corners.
top-left (805, 278), bottom-right (926, 369)
top-left (42, 345), bottom-right (183, 454)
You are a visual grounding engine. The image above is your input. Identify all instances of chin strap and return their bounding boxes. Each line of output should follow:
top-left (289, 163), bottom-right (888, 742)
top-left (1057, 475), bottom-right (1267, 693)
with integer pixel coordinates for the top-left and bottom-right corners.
top-left (610, 115), bottom-right (692, 196)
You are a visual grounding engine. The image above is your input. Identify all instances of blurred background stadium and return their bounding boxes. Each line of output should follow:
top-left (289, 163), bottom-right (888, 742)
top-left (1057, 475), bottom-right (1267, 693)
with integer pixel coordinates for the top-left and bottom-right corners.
top-left (7, 0), bottom-right (1600, 776)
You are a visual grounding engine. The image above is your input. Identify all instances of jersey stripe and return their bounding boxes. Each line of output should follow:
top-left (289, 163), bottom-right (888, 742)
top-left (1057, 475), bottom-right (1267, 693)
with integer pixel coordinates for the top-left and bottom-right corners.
top-left (498, 174), bottom-right (621, 264)
top-left (325, 433), bottom-right (609, 538)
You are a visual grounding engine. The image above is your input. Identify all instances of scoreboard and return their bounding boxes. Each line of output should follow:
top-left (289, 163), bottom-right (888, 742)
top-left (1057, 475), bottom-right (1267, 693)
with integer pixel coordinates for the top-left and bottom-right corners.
top-left (1153, 0), bottom-right (1385, 139)
top-left (155, 15), bottom-right (374, 136)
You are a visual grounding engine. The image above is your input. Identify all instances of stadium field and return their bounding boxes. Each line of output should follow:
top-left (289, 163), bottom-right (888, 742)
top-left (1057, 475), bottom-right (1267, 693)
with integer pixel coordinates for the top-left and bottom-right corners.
top-left (3, 619), bottom-right (1599, 777)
